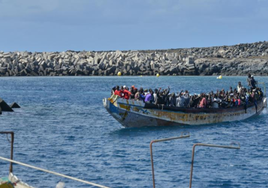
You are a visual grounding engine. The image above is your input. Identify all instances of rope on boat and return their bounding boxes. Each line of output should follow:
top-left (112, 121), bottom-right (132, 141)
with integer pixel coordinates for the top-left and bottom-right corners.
top-left (0, 156), bottom-right (110, 188)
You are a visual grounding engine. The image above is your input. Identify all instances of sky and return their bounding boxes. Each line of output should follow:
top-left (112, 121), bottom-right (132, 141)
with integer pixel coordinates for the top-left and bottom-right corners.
top-left (0, 0), bottom-right (267, 52)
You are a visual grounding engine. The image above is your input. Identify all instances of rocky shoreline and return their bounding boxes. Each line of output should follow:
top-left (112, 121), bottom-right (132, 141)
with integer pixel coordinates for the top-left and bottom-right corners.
top-left (0, 41), bottom-right (268, 76)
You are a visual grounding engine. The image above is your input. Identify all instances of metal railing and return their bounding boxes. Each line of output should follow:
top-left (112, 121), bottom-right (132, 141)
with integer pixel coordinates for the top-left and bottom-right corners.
top-left (0, 156), bottom-right (110, 188)
top-left (0, 131), bottom-right (110, 188)
top-left (189, 142), bottom-right (240, 188)
top-left (0, 131), bottom-right (14, 173)
top-left (150, 133), bottom-right (190, 188)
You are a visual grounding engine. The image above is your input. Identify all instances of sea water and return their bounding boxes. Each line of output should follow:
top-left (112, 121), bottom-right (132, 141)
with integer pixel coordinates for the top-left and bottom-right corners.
top-left (0, 76), bottom-right (268, 188)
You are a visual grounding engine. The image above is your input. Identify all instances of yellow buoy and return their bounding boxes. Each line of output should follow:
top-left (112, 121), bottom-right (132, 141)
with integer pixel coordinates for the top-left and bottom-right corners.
top-left (156, 73), bottom-right (160, 77)
top-left (217, 75), bottom-right (222, 79)
top-left (117, 72), bottom-right (121, 76)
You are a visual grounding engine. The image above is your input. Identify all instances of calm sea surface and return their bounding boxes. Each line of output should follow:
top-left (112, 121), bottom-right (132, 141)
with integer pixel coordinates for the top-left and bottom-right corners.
top-left (0, 76), bottom-right (268, 188)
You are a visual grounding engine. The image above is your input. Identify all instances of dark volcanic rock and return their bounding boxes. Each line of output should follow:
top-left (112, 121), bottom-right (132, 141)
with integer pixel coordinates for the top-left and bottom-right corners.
top-left (0, 98), bottom-right (13, 112)
top-left (10, 102), bottom-right (21, 108)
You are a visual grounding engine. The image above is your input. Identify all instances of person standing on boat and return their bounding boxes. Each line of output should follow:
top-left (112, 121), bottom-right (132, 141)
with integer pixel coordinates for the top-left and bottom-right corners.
top-left (153, 89), bottom-right (158, 104)
top-left (250, 75), bottom-right (257, 89)
top-left (114, 86), bottom-right (121, 96)
top-left (198, 93), bottom-right (207, 108)
top-left (237, 82), bottom-right (243, 93)
top-left (184, 90), bottom-right (190, 107)
top-left (247, 73), bottom-right (257, 89)
top-left (145, 89), bottom-right (154, 103)
top-left (123, 87), bottom-right (131, 100)
top-left (176, 91), bottom-right (185, 107)
top-left (119, 86), bottom-right (125, 98)
top-left (163, 87), bottom-right (170, 105)
top-left (169, 93), bottom-right (177, 107)
top-left (111, 86), bottom-right (116, 95)
top-left (130, 86), bottom-right (136, 99)
top-left (247, 73), bottom-right (252, 88)
top-left (138, 87), bottom-right (145, 101)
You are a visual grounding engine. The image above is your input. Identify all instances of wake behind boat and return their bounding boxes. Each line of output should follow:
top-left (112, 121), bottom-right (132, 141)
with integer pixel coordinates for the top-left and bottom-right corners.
top-left (103, 78), bottom-right (267, 127)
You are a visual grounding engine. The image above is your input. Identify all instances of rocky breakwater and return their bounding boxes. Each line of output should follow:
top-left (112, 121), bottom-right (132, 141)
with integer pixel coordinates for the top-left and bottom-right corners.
top-left (0, 41), bottom-right (268, 76)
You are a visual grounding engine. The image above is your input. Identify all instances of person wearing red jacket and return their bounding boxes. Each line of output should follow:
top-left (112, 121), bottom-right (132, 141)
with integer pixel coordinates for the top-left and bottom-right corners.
top-left (119, 86), bottom-right (125, 98)
top-left (123, 87), bottom-right (131, 100)
top-left (114, 86), bottom-right (120, 96)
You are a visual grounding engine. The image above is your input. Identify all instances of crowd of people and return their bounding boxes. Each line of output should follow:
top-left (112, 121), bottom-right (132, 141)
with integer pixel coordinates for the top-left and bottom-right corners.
top-left (111, 74), bottom-right (264, 109)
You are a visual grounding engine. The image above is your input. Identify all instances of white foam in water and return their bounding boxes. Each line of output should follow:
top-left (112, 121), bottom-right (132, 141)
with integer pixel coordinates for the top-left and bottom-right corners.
top-left (56, 182), bottom-right (65, 188)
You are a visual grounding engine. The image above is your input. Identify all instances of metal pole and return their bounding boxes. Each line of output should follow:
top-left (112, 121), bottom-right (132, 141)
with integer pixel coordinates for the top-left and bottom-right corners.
top-left (10, 132), bottom-right (14, 173)
top-left (189, 143), bottom-right (240, 188)
top-left (150, 133), bottom-right (190, 188)
top-left (0, 131), bottom-right (14, 173)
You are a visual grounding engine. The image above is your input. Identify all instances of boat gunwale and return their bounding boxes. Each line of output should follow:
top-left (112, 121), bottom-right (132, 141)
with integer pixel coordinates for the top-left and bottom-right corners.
top-left (116, 98), bottom-right (265, 114)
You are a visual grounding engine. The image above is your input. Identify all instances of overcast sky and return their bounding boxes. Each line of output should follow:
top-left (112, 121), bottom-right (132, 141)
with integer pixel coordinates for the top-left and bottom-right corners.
top-left (0, 0), bottom-right (267, 52)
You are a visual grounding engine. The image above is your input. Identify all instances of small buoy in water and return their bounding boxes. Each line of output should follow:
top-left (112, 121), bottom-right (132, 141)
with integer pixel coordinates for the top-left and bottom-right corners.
top-left (217, 75), bottom-right (222, 79)
top-left (117, 72), bottom-right (121, 76)
top-left (156, 73), bottom-right (160, 77)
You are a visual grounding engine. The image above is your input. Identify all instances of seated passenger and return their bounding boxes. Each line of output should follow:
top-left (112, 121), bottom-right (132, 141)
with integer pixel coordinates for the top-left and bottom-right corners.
top-left (229, 86), bottom-right (233, 94)
top-left (237, 97), bottom-right (241, 106)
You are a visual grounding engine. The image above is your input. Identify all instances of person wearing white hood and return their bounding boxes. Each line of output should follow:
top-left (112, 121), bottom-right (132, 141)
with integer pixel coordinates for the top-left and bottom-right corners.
top-left (176, 91), bottom-right (185, 107)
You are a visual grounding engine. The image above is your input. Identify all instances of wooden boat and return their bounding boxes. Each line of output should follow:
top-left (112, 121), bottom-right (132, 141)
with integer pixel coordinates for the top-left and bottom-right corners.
top-left (103, 93), bottom-right (267, 128)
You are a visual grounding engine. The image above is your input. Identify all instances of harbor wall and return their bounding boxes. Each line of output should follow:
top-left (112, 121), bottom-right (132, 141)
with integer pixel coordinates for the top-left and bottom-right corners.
top-left (0, 41), bottom-right (268, 76)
